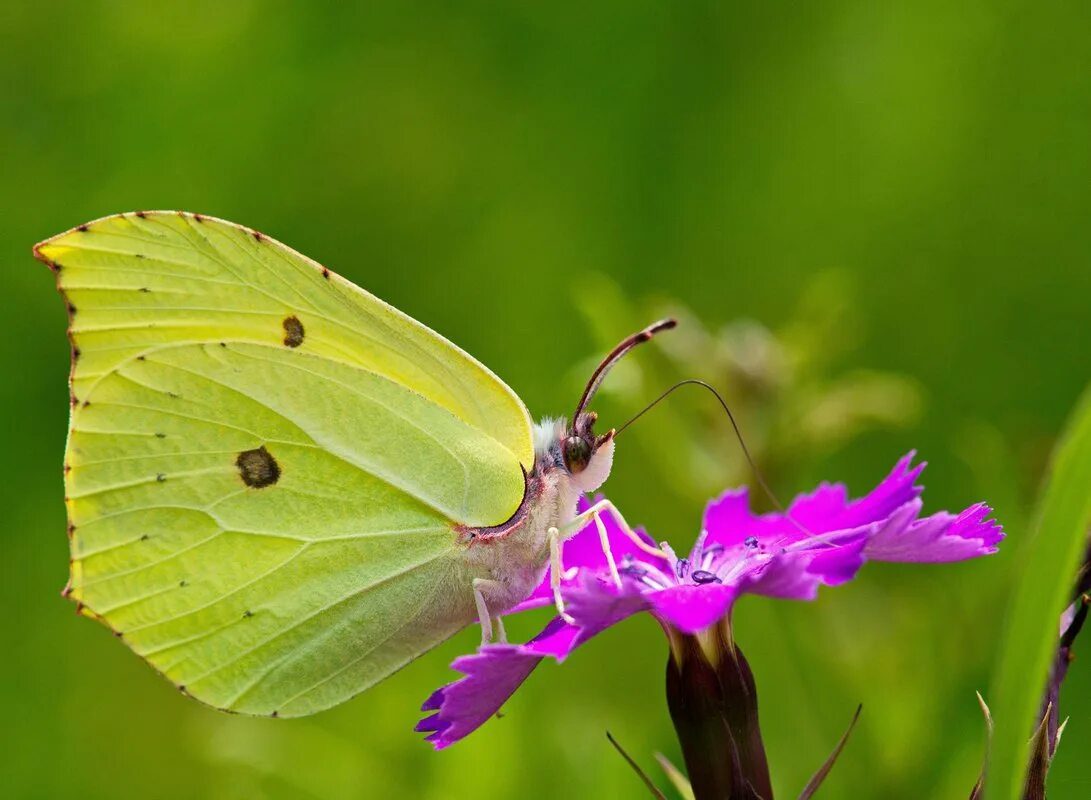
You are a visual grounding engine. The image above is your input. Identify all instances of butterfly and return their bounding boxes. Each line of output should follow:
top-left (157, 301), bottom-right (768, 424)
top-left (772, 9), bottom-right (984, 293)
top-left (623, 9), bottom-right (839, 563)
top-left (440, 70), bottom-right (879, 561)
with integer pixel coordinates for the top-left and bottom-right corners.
top-left (35, 212), bottom-right (673, 718)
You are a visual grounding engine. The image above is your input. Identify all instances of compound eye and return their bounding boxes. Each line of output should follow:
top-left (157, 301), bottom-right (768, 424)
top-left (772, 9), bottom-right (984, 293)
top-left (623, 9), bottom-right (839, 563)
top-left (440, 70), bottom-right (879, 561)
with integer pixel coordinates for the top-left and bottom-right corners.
top-left (562, 436), bottom-right (592, 474)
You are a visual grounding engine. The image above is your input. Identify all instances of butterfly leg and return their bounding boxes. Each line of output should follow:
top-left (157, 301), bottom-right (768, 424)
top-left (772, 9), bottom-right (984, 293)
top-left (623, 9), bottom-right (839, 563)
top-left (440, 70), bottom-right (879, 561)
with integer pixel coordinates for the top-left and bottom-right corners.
top-left (547, 527), bottom-right (576, 625)
top-left (560, 500), bottom-right (669, 565)
top-left (472, 578), bottom-right (504, 645)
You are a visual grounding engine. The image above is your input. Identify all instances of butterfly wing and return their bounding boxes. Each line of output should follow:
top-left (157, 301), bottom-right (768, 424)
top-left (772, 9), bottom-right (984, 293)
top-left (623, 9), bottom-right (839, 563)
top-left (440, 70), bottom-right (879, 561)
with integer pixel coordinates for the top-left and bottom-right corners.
top-left (35, 212), bottom-right (534, 716)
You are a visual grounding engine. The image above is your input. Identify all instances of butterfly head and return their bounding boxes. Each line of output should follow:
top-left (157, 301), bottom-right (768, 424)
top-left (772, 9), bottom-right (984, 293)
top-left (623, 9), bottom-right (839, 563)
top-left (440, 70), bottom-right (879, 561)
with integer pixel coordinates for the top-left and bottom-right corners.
top-left (551, 318), bottom-right (676, 493)
top-left (561, 411), bottom-right (615, 493)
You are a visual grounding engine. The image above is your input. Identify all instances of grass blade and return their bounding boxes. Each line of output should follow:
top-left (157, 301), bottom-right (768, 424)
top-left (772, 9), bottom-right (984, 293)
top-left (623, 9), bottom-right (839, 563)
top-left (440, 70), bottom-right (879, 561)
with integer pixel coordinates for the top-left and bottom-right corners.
top-left (986, 385), bottom-right (1091, 798)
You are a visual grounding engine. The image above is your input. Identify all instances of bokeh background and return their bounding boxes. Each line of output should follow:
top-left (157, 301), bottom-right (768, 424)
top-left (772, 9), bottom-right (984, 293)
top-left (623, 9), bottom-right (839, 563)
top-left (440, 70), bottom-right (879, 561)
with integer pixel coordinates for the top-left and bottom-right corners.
top-left (2, 2), bottom-right (1089, 798)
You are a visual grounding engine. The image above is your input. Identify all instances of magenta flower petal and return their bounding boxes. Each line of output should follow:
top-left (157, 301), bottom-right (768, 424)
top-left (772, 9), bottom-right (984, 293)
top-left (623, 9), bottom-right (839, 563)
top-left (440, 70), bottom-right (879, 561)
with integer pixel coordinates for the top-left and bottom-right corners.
top-left (421, 569), bottom-right (650, 749)
top-left (865, 501), bottom-right (1003, 562)
top-left (418, 617), bottom-right (579, 749)
top-left (702, 452), bottom-right (926, 550)
top-left (645, 583), bottom-right (740, 633)
top-left (743, 536), bottom-right (868, 601)
top-left (834, 451), bottom-right (925, 528)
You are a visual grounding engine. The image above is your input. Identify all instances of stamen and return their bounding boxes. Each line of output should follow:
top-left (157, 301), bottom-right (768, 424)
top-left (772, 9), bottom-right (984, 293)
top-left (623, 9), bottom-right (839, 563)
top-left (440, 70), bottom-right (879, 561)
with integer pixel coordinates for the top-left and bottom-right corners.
top-left (660, 542), bottom-right (679, 573)
top-left (675, 558), bottom-right (690, 579)
top-left (621, 559), bottom-right (679, 590)
top-left (691, 570), bottom-right (722, 585)
top-left (700, 544), bottom-right (723, 572)
top-left (783, 529), bottom-right (849, 553)
top-left (744, 536), bottom-right (759, 548)
top-left (691, 529), bottom-right (709, 559)
top-left (720, 552), bottom-right (769, 584)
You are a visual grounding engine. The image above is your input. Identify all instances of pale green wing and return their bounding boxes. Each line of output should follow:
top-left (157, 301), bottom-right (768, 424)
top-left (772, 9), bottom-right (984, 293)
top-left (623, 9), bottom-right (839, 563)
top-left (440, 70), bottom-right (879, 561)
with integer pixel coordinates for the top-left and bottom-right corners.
top-left (35, 212), bottom-right (533, 716)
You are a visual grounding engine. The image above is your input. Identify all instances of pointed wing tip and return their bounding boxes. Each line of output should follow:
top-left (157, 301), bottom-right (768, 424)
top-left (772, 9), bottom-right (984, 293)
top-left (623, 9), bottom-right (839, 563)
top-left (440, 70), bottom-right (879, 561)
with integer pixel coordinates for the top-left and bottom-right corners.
top-left (32, 210), bottom-right (207, 258)
top-left (32, 210), bottom-right (215, 274)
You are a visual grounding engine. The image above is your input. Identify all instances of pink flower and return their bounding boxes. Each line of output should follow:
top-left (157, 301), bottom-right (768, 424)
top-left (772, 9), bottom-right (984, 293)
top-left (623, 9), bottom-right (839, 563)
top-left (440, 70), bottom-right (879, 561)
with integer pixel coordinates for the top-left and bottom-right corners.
top-left (418, 453), bottom-right (1002, 749)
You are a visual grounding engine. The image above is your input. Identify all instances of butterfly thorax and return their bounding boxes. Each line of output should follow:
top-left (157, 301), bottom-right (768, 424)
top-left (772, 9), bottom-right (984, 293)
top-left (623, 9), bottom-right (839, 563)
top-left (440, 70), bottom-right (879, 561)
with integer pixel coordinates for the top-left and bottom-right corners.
top-left (458, 416), bottom-right (614, 614)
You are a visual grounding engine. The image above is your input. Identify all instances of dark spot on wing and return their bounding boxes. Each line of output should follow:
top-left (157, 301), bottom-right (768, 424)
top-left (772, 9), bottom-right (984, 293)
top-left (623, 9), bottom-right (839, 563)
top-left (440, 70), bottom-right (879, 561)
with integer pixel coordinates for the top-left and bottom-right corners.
top-left (67, 523), bottom-right (75, 538)
top-left (49, 260), bottom-right (62, 273)
top-left (67, 302), bottom-right (77, 315)
top-left (321, 268), bottom-right (330, 279)
top-left (140, 534), bottom-right (150, 541)
top-left (139, 287), bottom-right (151, 293)
top-left (271, 711), bottom-right (279, 718)
top-left (252, 230), bottom-right (264, 242)
top-left (135, 253), bottom-right (146, 259)
top-left (61, 582), bottom-right (72, 598)
top-left (155, 432), bottom-right (166, 438)
top-left (136, 355), bottom-right (146, 361)
top-left (236, 446), bottom-right (280, 488)
top-left (219, 342), bottom-right (227, 348)
top-left (179, 580), bottom-right (188, 587)
top-left (113, 630), bottom-right (124, 638)
top-left (77, 224), bottom-right (89, 233)
top-left (282, 316), bottom-right (304, 348)
top-left (64, 464), bottom-right (71, 474)
top-left (70, 396), bottom-right (79, 407)
top-left (156, 473), bottom-right (167, 482)
top-left (81, 400), bottom-right (91, 408)
top-left (243, 610), bottom-right (253, 618)
top-left (167, 391), bottom-right (180, 399)
top-left (72, 346), bottom-right (80, 360)
top-left (135, 211), bottom-right (147, 219)
top-left (193, 213), bottom-right (205, 223)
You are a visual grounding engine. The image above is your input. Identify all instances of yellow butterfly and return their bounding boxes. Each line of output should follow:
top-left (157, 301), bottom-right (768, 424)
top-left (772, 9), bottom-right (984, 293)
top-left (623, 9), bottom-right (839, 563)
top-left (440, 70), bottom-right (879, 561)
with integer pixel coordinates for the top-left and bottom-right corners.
top-left (36, 211), bottom-right (672, 717)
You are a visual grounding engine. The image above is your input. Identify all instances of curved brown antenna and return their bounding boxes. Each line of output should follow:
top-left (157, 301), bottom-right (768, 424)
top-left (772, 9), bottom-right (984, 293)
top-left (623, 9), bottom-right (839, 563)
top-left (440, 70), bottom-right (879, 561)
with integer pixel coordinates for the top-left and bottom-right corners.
top-left (572, 318), bottom-right (677, 428)
top-left (615, 378), bottom-right (788, 516)
top-left (614, 378), bottom-right (816, 538)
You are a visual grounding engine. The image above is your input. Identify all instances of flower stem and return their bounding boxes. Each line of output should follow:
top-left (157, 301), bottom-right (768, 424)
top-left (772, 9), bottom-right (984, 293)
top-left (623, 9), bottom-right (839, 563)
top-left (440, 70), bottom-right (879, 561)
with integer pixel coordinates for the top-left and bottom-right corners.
top-left (665, 618), bottom-right (773, 800)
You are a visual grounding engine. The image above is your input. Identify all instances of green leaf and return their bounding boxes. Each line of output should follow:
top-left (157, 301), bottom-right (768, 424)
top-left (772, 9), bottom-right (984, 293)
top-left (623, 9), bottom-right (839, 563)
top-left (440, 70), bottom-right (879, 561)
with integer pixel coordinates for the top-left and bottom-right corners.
top-left (986, 384), bottom-right (1091, 798)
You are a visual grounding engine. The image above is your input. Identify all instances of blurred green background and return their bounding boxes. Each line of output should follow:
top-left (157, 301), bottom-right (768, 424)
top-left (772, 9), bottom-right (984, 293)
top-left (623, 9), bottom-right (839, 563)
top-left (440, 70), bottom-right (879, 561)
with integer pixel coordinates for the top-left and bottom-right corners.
top-left (2, 2), bottom-right (1089, 798)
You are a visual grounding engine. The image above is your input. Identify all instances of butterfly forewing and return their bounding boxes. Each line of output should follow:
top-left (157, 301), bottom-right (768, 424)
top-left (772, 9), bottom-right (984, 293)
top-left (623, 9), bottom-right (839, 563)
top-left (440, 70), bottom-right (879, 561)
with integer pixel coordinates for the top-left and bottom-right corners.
top-left (36, 212), bottom-right (533, 715)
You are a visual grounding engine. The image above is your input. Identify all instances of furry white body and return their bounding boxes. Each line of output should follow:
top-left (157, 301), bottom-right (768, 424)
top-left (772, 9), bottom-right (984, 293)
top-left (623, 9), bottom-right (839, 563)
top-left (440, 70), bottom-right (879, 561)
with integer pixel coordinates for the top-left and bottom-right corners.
top-left (460, 418), bottom-right (615, 621)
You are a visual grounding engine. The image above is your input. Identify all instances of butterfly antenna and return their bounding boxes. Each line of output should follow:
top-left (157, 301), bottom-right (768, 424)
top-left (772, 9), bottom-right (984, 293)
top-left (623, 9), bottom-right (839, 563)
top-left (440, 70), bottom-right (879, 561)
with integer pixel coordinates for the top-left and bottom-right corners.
top-left (572, 318), bottom-right (677, 428)
top-left (615, 378), bottom-right (789, 515)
